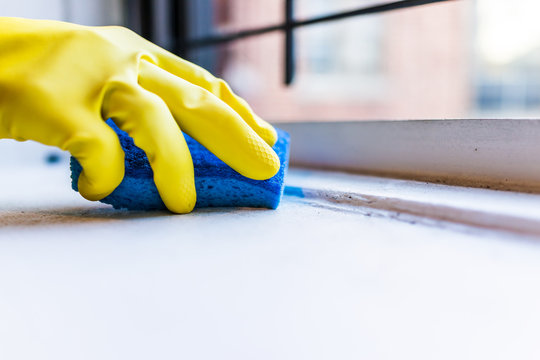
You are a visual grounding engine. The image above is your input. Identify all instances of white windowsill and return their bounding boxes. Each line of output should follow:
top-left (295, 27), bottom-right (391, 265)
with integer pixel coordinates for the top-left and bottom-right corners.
top-left (287, 168), bottom-right (540, 237)
top-left (1, 163), bottom-right (539, 238)
top-left (1, 163), bottom-right (540, 359)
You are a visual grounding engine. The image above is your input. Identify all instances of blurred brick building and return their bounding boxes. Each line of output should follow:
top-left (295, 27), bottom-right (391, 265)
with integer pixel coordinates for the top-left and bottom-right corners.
top-left (208, 0), bottom-right (472, 122)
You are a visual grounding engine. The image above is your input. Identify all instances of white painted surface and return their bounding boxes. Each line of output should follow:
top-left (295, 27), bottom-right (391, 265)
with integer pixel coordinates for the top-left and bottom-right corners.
top-left (287, 169), bottom-right (540, 236)
top-left (0, 0), bottom-right (64, 20)
top-left (0, 139), bottom-right (66, 168)
top-left (279, 119), bottom-right (540, 192)
top-left (1, 164), bottom-right (540, 359)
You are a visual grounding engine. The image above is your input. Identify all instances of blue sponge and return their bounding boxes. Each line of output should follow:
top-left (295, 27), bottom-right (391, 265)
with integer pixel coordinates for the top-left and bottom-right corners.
top-left (70, 119), bottom-right (290, 210)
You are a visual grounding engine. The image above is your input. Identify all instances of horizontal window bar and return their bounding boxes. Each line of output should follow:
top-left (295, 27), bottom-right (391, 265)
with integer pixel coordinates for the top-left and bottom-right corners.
top-left (184, 0), bottom-right (456, 48)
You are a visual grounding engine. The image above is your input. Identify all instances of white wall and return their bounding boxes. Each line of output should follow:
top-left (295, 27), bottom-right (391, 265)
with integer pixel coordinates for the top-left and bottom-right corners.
top-left (0, 0), bottom-right (123, 24)
top-left (64, 0), bottom-right (123, 25)
top-left (0, 0), bottom-right (65, 20)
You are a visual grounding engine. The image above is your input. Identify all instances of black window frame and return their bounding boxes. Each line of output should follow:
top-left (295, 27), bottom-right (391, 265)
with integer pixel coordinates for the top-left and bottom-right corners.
top-left (125, 0), bottom-right (457, 85)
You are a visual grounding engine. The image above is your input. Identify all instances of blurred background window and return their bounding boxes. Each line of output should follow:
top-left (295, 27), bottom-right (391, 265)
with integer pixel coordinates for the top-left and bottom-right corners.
top-left (2, 0), bottom-right (540, 124)
top-left (175, 0), bottom-right (468, 122)
top-left (129, 0), bottom-right (540, 123)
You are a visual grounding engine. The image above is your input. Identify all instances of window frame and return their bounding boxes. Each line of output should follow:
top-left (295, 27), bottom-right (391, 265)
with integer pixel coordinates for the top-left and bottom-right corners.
top-left (278, 119), bottom-right (540, 193)
top-left (127, 0), bottom-right (457, 84)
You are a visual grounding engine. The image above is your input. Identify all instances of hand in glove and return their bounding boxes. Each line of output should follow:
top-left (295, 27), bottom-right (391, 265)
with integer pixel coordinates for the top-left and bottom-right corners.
top-left (0, 17), bottom-right (279, 213)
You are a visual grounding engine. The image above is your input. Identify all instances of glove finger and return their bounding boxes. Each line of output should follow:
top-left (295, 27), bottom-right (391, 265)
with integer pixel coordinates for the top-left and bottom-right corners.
top-left (151, 50), bottom-right (278, 146)
top-left (99, 26), bottom-right (276, 146)
top-left (103, 81), bottom-right (196, 214)
top-left (138, 60), bottom-right (280, 181)
top-left (66, 116), bottom-right (125, 201)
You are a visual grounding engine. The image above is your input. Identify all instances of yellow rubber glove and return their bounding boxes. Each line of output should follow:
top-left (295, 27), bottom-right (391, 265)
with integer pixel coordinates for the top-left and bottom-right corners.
top-left (0, 17), bottom-right (279, 213)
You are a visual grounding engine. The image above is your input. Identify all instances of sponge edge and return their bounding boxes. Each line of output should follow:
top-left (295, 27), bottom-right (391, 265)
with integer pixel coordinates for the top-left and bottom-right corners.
top-left (70, 119), bottom-right (290, 211)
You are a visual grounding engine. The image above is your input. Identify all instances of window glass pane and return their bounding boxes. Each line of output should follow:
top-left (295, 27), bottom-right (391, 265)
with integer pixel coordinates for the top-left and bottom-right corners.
top-left (212, 0), bottom-right (282, 31)
top-left (295, 0), bottom-right (404, 20)
top-left (474, 0), bottom-right (540, 118)
top-left (169, 0), bottom-right (540, 122)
